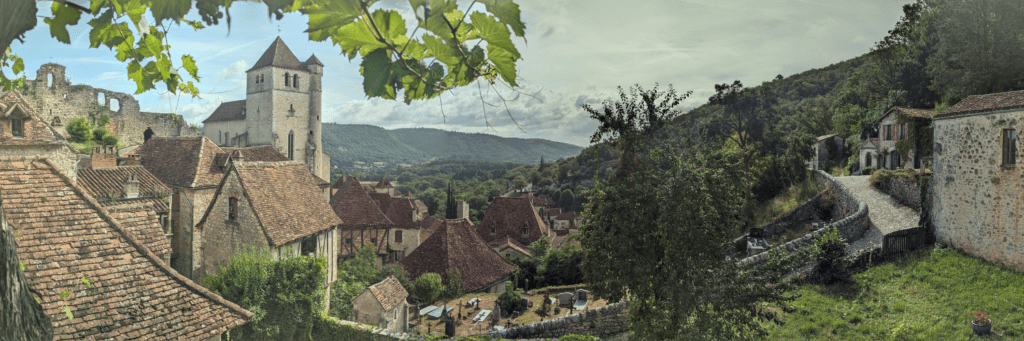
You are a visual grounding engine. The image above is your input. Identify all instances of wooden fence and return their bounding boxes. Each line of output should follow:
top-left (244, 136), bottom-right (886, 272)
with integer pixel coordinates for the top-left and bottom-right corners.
top-left (882, 226), bottom-right (930, 256)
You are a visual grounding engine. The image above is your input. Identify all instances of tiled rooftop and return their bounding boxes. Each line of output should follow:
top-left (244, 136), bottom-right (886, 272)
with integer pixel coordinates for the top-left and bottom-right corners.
top-left (399, 218), bottom-right (517, 292)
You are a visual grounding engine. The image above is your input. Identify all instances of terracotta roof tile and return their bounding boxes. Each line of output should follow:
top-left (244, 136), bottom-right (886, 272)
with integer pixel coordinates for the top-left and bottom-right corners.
top-left (203, 100), bottom-right (246, 123)
top-left (367, 276), bottom-right (408, 311)
top-left (77, 166), bottom-right (170, 202)
top-left (136, 136), bottom-right (222, 188)
top-left (225, 161), bottom-right (342, 246)
top-left (542, 208), bottom-right (561, 219)
top-left (0, 159), bottom-right (252, 339)
top-left (478, 197), bottom-right (549, 246)
top-left (330, 176), bottom-right (394, 228)
top-left (399, 218), bottom-right (517, 292)
top-left (376, 177), bottom-right (395, 189)
top-left (550, 228), bottom-right (580, 251)
top-left (936, 90), bottom-right (1024, 118)
top-left (493, 236), bottom-right (532, 257)
top-left (221, 145), bottom-right (290, 163)
top-left (384, 197), bottom-right (419, 230)
top-left (0, 90), bottom-right (66, 146)
top-left (876, 106), bottom-right (935, 125)
top-left (101, 200), bottom-right (172, 259)
top-left (556, 212), bottom-right (577, 221)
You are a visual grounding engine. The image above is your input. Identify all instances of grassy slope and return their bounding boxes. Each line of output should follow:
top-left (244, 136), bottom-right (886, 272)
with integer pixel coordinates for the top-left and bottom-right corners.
top-left (765, 246), bottom-right (1024, 340)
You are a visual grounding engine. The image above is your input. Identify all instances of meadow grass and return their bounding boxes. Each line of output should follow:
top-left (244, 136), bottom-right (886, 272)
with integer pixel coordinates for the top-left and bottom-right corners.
top-left (763, 245), bottom-right (1024, 340)
top-left (751, 176), bottom-right (824, 228)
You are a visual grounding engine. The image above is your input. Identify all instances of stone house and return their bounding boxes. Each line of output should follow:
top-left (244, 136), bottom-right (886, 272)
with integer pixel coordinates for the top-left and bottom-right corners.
top-left (492, 235), bottom-right (533, 259)
top-left (400, 218), bottom-right (517, 293)
top-left (77, 147), bottom-right (173, 263)
top-left (932, 90), bottom-right (1024, 271)
top-left (194, 160), bottom-right (341, 296)
top-left (553, 211), bottom-right (578, 230)
top-left (135, 136), bottom-right (293, 279)
top-left (351, 276), bottom-right (410, 333)
top-left (858, 137), bottom-right (879, 171)
top-left (875, 106), bottom-right (934, 170)
top-left (478, 197), bottom-right (550, 248)
top-left (0, 158), bottom-right (252, 340)
top-left (203, 37), bottom-right (331, 181)
top-left (331, 175), bottom-right (395, 261)
top-left (810, 134), bottom-right (845, 171)
top-left (0, 90), bottom-right (79, 179)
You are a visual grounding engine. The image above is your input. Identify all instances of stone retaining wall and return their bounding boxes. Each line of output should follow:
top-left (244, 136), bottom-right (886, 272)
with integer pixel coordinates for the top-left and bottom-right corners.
top-left (738, 171), bottom-right (870, 267)
top-left (486, 301), bottom-right (630, 339)
top-left (874, 174), bottom-right (921, 212)
top-left (732, 190), bottom-right (827, 251)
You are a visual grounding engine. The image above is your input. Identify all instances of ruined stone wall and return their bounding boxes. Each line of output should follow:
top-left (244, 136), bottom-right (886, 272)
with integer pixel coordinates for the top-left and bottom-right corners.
top-left (2, 145), bottom-right (79, 181)
top-left (933, 110), bottom-right (1024, 271)
top-left (25, 63), bottom-right (197, 146)
top-left (487, 301), bottom-right (630, 339)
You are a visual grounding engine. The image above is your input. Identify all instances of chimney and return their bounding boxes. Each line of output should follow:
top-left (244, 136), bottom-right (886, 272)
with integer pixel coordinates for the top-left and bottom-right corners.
top-left (124, 154), bottom-right (142, 166)
top-left (123, 173), bottom-right (140, 198)
top-left (233, 151), bottom-right (245, 163)
top-left (91, 145), bottom-right (117, 168)
top-left (456, 200), bottom-right (469, 220)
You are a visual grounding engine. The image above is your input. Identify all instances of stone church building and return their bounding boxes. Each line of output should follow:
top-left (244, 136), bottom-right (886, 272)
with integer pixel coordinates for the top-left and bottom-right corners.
top-left (202, 37), bottom-right (330, 180)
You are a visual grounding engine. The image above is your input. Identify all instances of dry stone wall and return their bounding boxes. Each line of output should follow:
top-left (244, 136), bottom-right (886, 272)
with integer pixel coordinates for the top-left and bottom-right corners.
top-left (874, 174), bottom-right (922, 211)
top-left (731, 190), bottom-right (828, 251)
top-left (25, 63), bottom-right (198, 146)
top-left (738, 171), bottom-right (870, 268)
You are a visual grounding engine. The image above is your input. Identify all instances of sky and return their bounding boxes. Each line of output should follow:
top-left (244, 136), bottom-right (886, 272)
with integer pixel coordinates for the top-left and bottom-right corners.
top-left (12, 0), bottom-right (914, 147)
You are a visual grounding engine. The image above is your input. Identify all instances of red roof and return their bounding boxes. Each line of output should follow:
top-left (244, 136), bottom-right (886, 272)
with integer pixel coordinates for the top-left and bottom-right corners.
top-left (936, 90), bottom-right (1024, 118)
top-left (367, 276), bottom-right (408, 311)
top-left (478, 197), bottom-right (549, 246)
top-left (376, 177), bottom-right (395, 189)
top-left (877, 106), bottom-right (935, 124)
top-left (399, 218), bottom-right (517, 292)
top-left (492, 235), bottom-right (533, 257)
top-left (0, 159), bottom-right (252, 339)
top-left (330, 176), bottom-right (394, 228)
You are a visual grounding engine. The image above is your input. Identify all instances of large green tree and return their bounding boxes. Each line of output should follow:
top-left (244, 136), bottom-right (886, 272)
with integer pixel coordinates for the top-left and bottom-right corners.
top-left (1, 0), bottom-right (526, 106)
top-left (580, 84), bottom-right (800, 340)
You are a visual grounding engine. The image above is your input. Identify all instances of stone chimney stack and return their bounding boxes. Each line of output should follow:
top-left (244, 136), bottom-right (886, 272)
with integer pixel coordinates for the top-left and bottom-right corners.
top-left (123, 173), bottom-right (140, 198)
top-left (233, 151), bottom-right (245, 163)
top-left (124, 154), bottom-right (142, 166)
top-left (456, 200), bottom-right (469, 220)
top-left (91, 146), bottom-right (117, 168)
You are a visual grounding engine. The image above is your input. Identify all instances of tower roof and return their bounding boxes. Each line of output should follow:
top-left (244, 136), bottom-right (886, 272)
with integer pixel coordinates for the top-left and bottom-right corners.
top-left (248, 37), bottom-right (303, 71)
top-left (303, 53), bottom-right (324, 66)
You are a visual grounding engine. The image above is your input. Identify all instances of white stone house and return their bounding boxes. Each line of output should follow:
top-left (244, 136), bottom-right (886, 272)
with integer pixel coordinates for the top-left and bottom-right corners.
top-left (874, 106), bottom-right (934, 170)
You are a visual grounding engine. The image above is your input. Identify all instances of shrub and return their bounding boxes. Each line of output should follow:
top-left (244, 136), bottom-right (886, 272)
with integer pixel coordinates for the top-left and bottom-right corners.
top-left (92, 127), bottom-right (108, 141)
top-left (101, 134), bottom-right (119, 146)
top-left (861, 167), bottom-right (874, 175)
top-left (65, 117), bottom-right (93, 142)
top-left (497, 281), bottom-right (525, 315)
top-left (808, 228), bottom-right (852, 284)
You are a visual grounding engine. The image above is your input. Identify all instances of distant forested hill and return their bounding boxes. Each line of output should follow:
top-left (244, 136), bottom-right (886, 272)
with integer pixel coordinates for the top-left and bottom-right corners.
top-left (321, 123), bottom-right (583, 167)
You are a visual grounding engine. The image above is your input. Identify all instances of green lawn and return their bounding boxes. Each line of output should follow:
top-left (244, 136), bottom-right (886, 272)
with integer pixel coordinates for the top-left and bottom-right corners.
top-left (763, 245), bottom-right (1024, 340)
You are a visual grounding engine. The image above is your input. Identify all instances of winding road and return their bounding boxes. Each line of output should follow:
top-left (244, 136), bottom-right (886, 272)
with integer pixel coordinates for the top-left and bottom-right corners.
top-left (834, 175), bottom-right (920, 256)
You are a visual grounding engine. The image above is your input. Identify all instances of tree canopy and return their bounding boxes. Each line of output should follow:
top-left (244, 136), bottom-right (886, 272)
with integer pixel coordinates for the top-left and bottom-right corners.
top-left (1, 0), bottom-right (526, 105)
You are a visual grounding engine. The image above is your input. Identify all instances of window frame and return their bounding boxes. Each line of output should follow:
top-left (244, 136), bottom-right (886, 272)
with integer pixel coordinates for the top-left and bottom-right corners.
top-left (228, 197), bottom-right (238, 221)
top-left (395, 230), bottom-right (403, 243)
top-left (522, 223), bottom-right (529, 236)
top-left (1003, 129), bottom-right (1017, 166)
top-left (11, 118), bottom-right (24, 137)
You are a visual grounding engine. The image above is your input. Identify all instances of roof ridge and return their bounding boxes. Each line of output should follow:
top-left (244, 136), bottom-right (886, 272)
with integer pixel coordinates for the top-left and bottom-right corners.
top-left (37, 158), bottom-right (254, 320)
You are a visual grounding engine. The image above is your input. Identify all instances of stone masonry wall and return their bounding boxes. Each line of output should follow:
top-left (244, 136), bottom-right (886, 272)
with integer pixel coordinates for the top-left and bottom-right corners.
top-left (932, 110), bottom-right (1024, 272)
top-left (874, 173), bottom-right (921, 212)
top-left (738, 171), bottom-right (870, 268)
top-left (26, 63), bottom-right (198, 146)
top-left (731, 190), bottom-right (828, 251)
top-left (197, 171), bottom-right (267, 282)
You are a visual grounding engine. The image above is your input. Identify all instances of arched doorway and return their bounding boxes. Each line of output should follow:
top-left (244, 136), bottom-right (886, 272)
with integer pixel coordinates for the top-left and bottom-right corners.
top-left (144, 128), bottom-right (154, 142)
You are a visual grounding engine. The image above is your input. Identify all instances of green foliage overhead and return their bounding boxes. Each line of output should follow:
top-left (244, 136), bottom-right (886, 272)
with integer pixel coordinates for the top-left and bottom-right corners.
top-left (2, 0), bottom-right (526, 104)
top-left (526, 238), bottom-right (549, 259)
top-left (65, 117), bottom-right (93, 143)
top-left (203, 248), bottom-right (327, 341)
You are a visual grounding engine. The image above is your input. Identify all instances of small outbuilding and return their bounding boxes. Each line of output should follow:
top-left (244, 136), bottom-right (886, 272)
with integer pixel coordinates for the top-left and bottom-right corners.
top-left (352, 276), bottom-right (410, 333)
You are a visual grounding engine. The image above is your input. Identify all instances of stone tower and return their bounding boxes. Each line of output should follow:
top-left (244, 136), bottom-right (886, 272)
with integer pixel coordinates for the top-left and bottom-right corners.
top-left (241, 37), bottom-right (328, 179)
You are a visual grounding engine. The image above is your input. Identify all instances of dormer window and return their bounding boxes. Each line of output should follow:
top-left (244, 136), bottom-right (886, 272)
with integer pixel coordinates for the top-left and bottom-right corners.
top-left (490, 224), bottom-right (496, 235)
top-left (11, 118), bottom-right (24, 137)
top-left (228, 197), bottom-right (238, 221)
top-left (522, 223), bottom-right (529, 236)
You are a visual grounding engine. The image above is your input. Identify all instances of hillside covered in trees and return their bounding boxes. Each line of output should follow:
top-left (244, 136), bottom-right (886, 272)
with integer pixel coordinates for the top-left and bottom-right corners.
top-left (321, 124), bottom-right (583, 168)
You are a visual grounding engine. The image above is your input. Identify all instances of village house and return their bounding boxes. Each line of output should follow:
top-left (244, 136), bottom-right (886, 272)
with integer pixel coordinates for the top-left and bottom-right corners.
top-left (351, 276), bottom-right (410, 333)
top-left (550, 228), bottom-right (581, 251)
top-left (858, 137), bottom-right (879, 171)
top-left (477, 197), bottom-right (550, 249)
top-left (202, 37), bottom-right (331, 180)
top-left (194, 160), bottom-right (341, 300)
top-left (0, 90), bottom-right (79, 179)
top-left (0, 158), bottom-right (252, 340)
top-left (400, 218), bottom-right (517, 293)
top-left (492, 235), bottom-right (533, 259)
top-left (331, 175), bottom-right (395, 261)
top-left (809, 134), bottom-right (845, 171)
top-left (135, 136), bottom-right (292, 279)
top-left (76, 146), bottom-right (174, 263)
top-left (874, 106), bottom-right (934, 170)
top-left (932, 90), bottom-right (1024, 271)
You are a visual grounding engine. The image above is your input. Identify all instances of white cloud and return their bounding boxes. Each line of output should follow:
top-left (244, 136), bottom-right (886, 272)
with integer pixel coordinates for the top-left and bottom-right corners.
top-left (215, 60), bottom-right (249, 81)
top-left (95, 72), bottom-right (122, 81)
